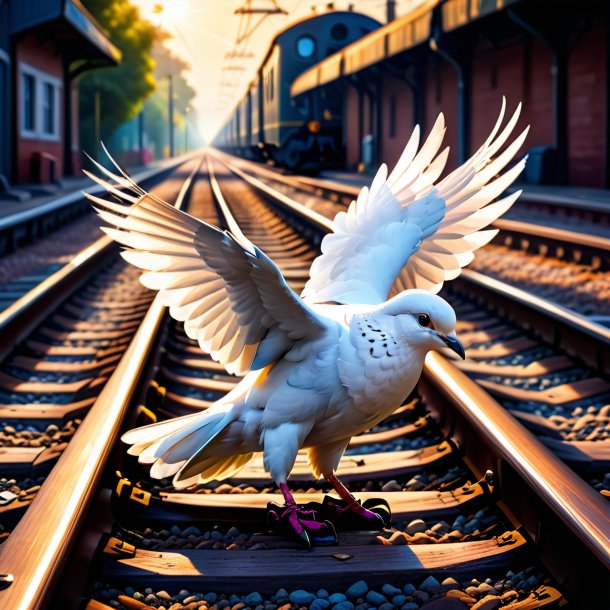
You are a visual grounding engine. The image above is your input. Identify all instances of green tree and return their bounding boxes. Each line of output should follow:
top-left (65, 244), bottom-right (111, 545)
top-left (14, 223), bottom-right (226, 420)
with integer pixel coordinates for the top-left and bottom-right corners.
top-left (79, 0), bottom-right (157, 157)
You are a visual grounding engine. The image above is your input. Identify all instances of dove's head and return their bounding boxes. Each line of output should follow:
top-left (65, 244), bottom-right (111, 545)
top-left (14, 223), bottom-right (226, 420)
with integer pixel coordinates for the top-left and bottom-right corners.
top-left (378, 290), bottom-right (465, 359)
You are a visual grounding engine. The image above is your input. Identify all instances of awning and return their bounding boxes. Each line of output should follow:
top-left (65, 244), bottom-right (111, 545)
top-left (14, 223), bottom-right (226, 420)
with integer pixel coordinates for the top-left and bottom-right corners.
top-left (291, 0), bottom-right (527, 98)
top-left (442, 0), bottom-right (522, 32)
top-left (10, 0), bottom-right (120, 66)
top-left (291, 0), bottom-right (438, 97)
top-left (63, 0), bottom-right (121, 63)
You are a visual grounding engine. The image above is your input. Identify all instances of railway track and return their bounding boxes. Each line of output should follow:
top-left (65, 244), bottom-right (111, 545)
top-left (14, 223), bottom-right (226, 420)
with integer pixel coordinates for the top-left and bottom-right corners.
top-left (216, 155), bottom-right (610, 238)
top-left (0, 153), bottom-right (605, 609)
top-left (0, 154), bottom-right (198, 312)
top-left (213, 152), bottom-right (610, 487)
top-left (215, 153), bottom-right (610, 323)
top-left (0, 156), bottom-right (201, 581)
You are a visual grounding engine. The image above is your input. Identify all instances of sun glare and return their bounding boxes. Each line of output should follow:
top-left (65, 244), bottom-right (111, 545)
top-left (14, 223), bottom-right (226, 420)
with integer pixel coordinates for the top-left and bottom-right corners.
top-left (152, 0), bottom-right (190, 25)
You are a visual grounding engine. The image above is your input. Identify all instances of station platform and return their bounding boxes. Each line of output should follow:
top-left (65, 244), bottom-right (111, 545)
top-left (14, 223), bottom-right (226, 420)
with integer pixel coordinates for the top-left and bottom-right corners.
top-left (0, 174), bottom-right (101, 220)
top-left (319, 170), bottom-right (610, 214)
top-left (318, 170), bottom-right (370, 189)
top-left (0, 155), bottom-right (191, 222)
top-left (506, 183), bottom-right (610, 213)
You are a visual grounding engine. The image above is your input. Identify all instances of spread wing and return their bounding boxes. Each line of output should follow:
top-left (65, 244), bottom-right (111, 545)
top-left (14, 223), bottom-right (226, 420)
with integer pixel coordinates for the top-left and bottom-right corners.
top-left (302, 98), bottom-right (528, 304)
top-left (84, 159), bottom-right (329, 376)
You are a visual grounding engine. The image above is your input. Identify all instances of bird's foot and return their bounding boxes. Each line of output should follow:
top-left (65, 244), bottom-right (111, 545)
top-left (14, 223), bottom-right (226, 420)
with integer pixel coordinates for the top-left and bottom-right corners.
top-left (321, 495), bottom-right (391, 530)
top-left (266, 502), bottom-right (338, 548)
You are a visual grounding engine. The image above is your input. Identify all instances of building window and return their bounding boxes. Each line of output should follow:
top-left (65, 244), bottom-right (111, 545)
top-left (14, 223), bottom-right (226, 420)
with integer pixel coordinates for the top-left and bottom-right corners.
top-left (22, 73), bottom-right (35, 133)
top-left (42, 82), bottom-right (56, 135)
top-left (19, 63), bottom-right (61, 141)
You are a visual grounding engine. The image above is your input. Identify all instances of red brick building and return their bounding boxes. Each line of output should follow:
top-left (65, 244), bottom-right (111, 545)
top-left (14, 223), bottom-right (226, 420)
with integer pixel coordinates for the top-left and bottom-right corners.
top-left (0, 0), bottom-right (120, 190)
top-left (292, 0), bottom-right (609, 188)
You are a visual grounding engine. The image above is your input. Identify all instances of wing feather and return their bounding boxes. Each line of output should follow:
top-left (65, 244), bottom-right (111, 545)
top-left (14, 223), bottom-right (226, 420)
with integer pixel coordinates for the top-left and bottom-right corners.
top-left (303, 99), bottom-right (527, 303)
top-left (87, 161), bottom-right (329, 376)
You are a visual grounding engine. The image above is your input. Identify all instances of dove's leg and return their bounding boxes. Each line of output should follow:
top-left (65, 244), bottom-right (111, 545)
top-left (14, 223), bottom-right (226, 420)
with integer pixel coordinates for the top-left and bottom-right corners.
top-left (305, 440), bottom-right (388, 529)
top-left (324, 472), bottom-right (389, 528)
top-left (263, 423), bottom-right (336, 546)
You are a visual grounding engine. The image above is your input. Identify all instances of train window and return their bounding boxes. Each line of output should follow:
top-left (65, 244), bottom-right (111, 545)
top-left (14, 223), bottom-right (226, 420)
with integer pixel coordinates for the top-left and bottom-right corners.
top-left (296, 35), bottom-right (316, 58)
top-left (270, 66), bottom-right (274, 100)
top-left (331, 24), bottom-right (348, 40)
top-left (264, 66), bottom-right (275, 101)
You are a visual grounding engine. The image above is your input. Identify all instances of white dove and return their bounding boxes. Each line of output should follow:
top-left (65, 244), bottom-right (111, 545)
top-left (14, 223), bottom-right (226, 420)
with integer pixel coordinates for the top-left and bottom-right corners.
top-left (86, 99), bottom-right (527, 546)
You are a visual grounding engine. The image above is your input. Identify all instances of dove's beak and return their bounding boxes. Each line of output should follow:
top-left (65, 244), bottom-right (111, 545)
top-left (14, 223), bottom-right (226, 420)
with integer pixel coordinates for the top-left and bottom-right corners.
top-left (440, 331), bottom-right (465, 359)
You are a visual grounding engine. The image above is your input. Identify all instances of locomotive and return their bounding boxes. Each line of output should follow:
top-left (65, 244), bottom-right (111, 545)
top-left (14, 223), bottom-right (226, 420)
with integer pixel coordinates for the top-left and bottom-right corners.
top-left (213, 10), bottom-right (379, 170)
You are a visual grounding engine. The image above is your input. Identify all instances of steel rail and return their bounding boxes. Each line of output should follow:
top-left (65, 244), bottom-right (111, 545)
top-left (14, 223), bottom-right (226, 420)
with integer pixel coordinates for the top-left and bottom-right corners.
top-left (0, 151), bottom-right (199, 233)
top-left (0, 155), bottom-right (204, 610)
top-left (456, 268), bottom-right (610, 370)
top-left (214, 153), bottom-right (610, 362)
top-left (212, 152), bottom-right (610, 574)
top-left (493, 218), bottom-right (610, 253)
top-left (493, 218), bottom-right (610, 269)
top-left (424, 352), bottom-right (610, 567)
top-left (207, 157), bottom-right (250, 241)
top-left (217, 151), bottom-right (610, 246)
top-left (0, 235), bottom-right (114, 362)
top-left (273, 170), bottom-right (610, 259)
top-left (214, 151), bottom-right (360, 202)
top-left (223, 152), bottom-right (610, 220)
top-left (211, 153), bottom-right (333, 232)
top-left (505, 185), bottom-right (610, 215)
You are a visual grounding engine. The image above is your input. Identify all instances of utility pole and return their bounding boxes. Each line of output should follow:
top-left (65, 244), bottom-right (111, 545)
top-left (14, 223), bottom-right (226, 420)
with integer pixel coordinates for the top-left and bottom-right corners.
top-left (168, 74), bottom-right (174, 158)
top-left (233, 1), bottom-right (287, 44)
top-left (138, 110), bottom-right (144, 158)
top-left (386, 0), bottom-right (396, 23)
top-left (234, 0), bottom-right (286, 15)
top-left (184, 106), bottom-right (189, 153)
top-left (94, 90), bottom-right (100, 160)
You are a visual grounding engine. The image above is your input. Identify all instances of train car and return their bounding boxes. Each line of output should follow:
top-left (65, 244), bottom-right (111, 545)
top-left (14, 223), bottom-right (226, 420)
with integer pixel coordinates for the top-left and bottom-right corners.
top-left (237, 92), bottom-right (250, 153)
top-left (215, 10), bottom-right (380, 170)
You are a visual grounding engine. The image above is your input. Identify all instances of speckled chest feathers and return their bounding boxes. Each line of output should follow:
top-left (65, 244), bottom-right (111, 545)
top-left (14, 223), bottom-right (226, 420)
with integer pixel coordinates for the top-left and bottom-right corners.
top-left (338, 311), bottom-right (425, 418)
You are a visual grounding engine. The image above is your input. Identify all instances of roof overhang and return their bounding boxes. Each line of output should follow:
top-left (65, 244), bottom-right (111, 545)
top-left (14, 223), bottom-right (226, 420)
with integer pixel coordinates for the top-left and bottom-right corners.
top-left (291, 0), bottom-right (527, 98)
top-left (441, 0), bottom-right (522, 32)
top-left (291, 0), bottom-right (439, 97)
top-left (63, 0), bottom-right (121, 64)
top-left (10, 0), bottom-right (121, 66)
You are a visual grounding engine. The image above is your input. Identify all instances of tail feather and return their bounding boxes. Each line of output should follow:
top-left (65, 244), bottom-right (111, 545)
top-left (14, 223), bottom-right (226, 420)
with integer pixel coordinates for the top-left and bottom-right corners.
top-left (122, 411), bottom-right (202, 448)
top-left (148, 420), bottom-right (224, 479)
top-left (128, 411), bottom-right (219, 464)
top-left (173, 424), bottom-right (233, 483)
top-left (173, 452), bottom-right (254, 489)
top-left (149, 413), bottom-right (225, 464)
top-left (122, 397), bottom-right (242, 483)
top-left (150, 456), bottom-right (184, 479)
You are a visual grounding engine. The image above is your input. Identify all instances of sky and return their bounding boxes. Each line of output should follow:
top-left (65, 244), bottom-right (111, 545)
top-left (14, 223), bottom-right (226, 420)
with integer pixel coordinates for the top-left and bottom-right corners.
top-left (131, 0), bottom-right (426, 142)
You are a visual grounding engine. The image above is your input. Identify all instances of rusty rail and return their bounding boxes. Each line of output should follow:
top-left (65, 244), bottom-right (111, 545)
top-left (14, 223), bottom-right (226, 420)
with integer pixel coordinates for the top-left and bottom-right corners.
top-left (0, 156), bottom-right (203, 610)
top-left (212, 151), bottom-right (610, 594)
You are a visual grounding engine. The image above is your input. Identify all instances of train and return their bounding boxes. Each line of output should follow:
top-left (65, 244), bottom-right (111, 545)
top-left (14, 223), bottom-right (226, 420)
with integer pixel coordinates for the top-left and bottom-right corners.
top-left (213, 10), bottom-right (380, 170)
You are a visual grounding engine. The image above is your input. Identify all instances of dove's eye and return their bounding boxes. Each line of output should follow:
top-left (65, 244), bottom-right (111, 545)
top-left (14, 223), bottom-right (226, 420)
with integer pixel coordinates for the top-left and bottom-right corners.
top-left (417, 313), bottom-right (431, 327)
